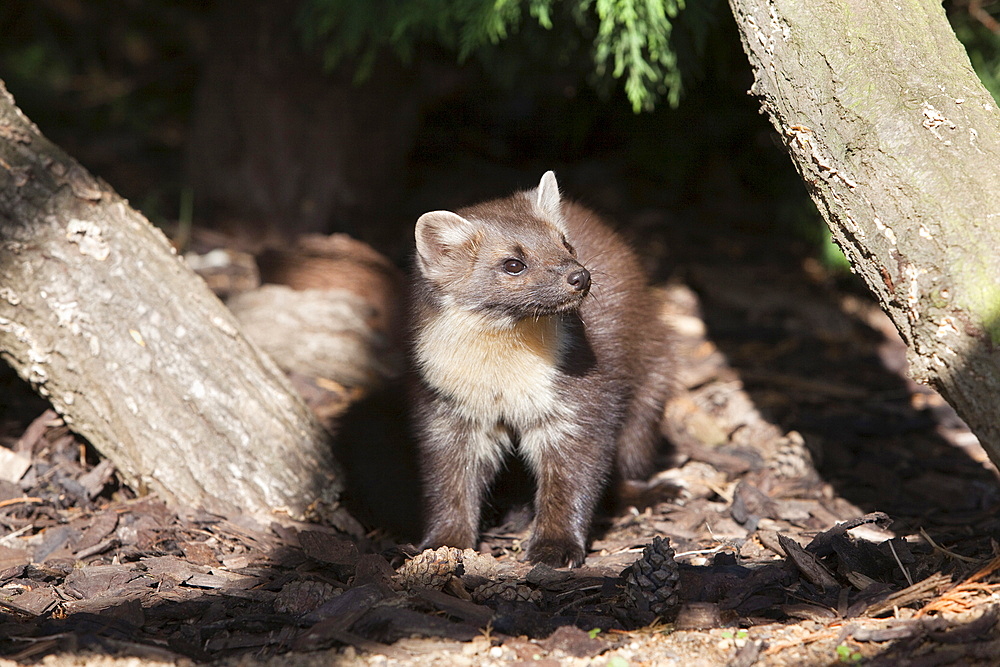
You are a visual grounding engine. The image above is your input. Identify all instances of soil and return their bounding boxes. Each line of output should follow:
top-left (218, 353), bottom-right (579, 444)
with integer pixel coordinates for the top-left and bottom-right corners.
top-left (3, 236), bottom-right (1000, 667)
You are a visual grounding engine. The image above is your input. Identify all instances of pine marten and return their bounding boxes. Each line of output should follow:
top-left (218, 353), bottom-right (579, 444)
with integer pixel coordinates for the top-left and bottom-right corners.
top-left (410, 171), bottom-right (674, 567)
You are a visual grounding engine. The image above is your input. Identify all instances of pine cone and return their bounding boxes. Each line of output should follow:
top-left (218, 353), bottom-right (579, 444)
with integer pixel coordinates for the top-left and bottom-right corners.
top-left (274, 580), bottom-right (342, 614)
top-left (472, 580), bottom-right (541, 604)
top-left (621, 536), bottom-right (681, 621)
top-left (396, 546), bottom-right (464, 590)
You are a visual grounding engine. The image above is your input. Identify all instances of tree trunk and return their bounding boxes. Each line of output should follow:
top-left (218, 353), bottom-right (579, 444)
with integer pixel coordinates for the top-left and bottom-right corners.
top-left (728, 0), bottom-right (1000, 467)
top-left (0, 81), bottom-right (345, 523)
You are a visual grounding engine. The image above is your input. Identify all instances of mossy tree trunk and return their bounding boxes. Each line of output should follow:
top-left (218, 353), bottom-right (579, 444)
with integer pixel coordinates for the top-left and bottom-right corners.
top-left (0, 82), bottom-right (344, 523)
top-left (728, 0), bottom-right (1000, 466)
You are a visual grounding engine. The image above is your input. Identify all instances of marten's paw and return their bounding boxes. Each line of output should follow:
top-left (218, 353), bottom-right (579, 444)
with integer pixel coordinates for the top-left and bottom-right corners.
top-left (421, 525), bottom-right (476, 552)
top-left (526, 537), bottom-right (586, 568)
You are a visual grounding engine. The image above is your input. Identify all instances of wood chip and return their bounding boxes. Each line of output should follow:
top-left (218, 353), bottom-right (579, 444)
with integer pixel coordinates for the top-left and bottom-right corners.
top-left (304, 583), bottom-right (389, 624)
top-left (62, 595), bottom-right (147, 626)
top-left (184, 571), bottom-right (260, 590)
top-left (222, 555), bottom-right (251, 570)
top-left (778, 533), bottom-right (839, 591)
top-left (411, 587), bottom-right (494, 626)
top-left (275, 580), bottom-right (342, 615)
top-left (4, 586), bottom-right (58, 616)
top-left (756, 529), bottom-right (785, 556)
top-left (851, 620), bottom-right (924, 642)
top-left (77, 458), bottom-right (115, 498)
top-left (14, 410), bottom-right (58, 454)
top-left (526, 563), bottom-right (573, 587)
top-left (181, 541), bottom-right (220, 566)
top-left (862, 572), bottom-right (951, 617)
top-left (299, 530), bottom-right (360, 566)
top-left (352, 553), bottom-right (397, 588)
top-left (63, 564), bottom-right (155, 600)
top-left (140, 555), bottom-right (211, 582)
top-left (0, 448), bottom-right (31, 483)
top-left (731, 481), bottom-right (778, 525)
top-left (807, 512), bottom-right (892, 557)
top-left (781, 602), bottom-right (838, 621)
top-left (73, 510), bottom-right (119, 555)
top-left (0, 595), bottom-right (40, 618)
top-left (0, 545), bottom-right (31, 573)
top-left (33, 525), bottom-right (81, 563)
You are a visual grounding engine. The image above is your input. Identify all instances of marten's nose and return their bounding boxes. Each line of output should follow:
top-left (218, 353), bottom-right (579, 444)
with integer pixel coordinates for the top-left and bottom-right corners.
top-left (567, 267), bottom-right (591, 292)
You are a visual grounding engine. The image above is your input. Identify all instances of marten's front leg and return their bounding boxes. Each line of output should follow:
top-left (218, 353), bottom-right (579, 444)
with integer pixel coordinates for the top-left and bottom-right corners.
top-left (521, 426), bottom-right (614, 567)
top-left (418, 406), bottom-right (507, 551)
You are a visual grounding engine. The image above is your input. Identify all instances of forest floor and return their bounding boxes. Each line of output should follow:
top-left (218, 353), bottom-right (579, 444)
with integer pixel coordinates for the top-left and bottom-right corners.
top-left (3, 231), bottom-right (1000, 667)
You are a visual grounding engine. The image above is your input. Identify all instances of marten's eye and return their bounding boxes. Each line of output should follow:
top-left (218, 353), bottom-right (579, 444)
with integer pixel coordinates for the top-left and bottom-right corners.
top-left (502, 258), bottom-right (526, 275)
top-left (561, 236), bottom-right (575, 255)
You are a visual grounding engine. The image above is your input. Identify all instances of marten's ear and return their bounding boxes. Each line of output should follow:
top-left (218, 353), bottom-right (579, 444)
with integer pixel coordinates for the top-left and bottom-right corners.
top-left (415, 210), bottom-right (480, 278)
top-left (534, 171), bottom-right (565, 229)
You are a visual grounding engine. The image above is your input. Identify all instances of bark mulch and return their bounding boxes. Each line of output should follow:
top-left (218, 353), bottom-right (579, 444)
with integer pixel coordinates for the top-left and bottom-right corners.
top-left (3, 256), bottom-right (1000, 666)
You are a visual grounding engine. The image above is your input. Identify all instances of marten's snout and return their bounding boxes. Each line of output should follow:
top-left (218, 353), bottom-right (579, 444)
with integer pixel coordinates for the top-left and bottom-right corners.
top-left (567, 267), bottom-right (591, 293)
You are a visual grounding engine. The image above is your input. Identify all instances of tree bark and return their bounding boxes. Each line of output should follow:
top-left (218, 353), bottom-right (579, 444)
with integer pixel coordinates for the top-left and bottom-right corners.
top-left (0, 81), bottom-right (345, 522)
top-left (728, 0), bottom-right (1000, 465)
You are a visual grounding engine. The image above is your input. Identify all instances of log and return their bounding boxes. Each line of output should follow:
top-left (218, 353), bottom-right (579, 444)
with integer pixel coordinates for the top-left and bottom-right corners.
top-left (0, 81), bottom-right (344, 522)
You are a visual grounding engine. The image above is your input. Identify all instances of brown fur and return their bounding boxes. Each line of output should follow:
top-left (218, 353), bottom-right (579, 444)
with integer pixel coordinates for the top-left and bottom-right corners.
top-left (410, 172), bottom-right (674, 567)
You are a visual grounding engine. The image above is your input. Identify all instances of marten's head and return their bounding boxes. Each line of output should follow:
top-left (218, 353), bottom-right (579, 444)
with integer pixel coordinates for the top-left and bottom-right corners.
top-left (415, 171), bottom-right (590, 321)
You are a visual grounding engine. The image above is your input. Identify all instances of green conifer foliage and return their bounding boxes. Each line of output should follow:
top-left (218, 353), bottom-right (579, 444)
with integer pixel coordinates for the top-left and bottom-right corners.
top-left (298, 0), bottom-right (715, 111)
